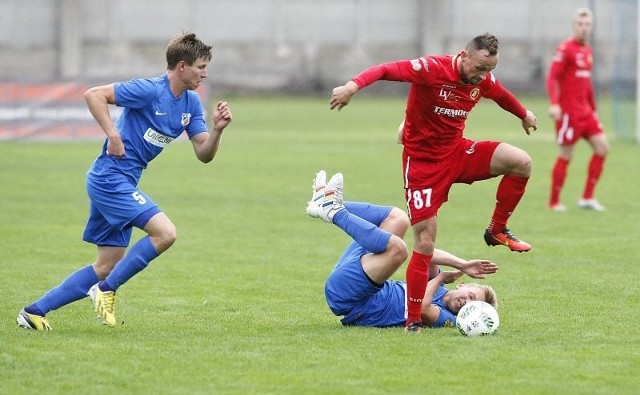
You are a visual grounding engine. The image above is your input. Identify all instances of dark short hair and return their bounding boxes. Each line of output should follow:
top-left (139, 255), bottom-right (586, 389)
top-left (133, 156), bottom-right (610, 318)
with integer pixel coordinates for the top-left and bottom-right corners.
top-left (466, 33), bottom-right (499, 56)
top-left (166, 33), bottom-right (213, 70)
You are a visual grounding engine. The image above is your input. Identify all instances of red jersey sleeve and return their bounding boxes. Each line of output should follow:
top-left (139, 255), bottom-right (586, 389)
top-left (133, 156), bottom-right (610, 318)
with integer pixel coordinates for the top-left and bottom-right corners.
top-left (352, 62), bottom-right (402, 88)
top-left (485, 77), bottom-right (527, 119)
top-left (546, 46), bottom-right (566, 105)
top-left (351, 58), bottom-right (433, 88)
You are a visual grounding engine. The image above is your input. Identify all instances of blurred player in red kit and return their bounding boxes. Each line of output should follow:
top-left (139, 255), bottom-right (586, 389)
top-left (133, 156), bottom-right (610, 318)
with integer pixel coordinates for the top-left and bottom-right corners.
top-left (547, 8), bottom-right (609, 212)
top-left (330, 33), bottom-right (537, 332)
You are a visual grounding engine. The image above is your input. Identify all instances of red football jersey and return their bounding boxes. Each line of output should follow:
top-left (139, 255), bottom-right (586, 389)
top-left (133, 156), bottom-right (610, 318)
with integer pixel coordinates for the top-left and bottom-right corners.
top-left (546, 38), bottom-right (596, 117)
top-left (352, 54), bottom-right (527, 161)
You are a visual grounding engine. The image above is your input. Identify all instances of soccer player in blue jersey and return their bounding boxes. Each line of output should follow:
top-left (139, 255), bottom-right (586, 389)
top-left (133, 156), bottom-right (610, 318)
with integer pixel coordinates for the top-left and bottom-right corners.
top-left (306, 170), bottom-right (498, 328)
top-left (17, 33), bottom-right (232, 330)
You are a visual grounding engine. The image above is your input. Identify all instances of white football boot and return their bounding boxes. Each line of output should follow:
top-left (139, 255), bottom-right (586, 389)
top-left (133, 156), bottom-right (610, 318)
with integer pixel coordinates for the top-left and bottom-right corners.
top-left (577, 198), bottom-right (606, 211)
top-left (318, 172), bottom-right (345, 223)
top-left (305, 170), bottom-right (326, 219)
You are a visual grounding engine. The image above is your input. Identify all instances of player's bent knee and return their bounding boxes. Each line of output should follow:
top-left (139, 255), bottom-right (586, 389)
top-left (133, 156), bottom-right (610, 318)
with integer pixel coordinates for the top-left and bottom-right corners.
top-left (163, 226), bottom-right (177, 248)
top-left (504, 151), bottom-right (531, 177)
top-left (518, 154), bottom-right (532, 176)
top-left (152, 224), bottom-right (177, 252)
top-left (388, 236), bottom-right (409, 265)
top-left (386, 207), bottom-right (410, 236)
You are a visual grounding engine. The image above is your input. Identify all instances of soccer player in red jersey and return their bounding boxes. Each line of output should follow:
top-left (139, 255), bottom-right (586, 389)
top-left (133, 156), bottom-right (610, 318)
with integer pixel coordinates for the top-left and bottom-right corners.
top-left (329, 33), bottom-right (537, 331)
top-left (546, 8), bottom-right (609, 212)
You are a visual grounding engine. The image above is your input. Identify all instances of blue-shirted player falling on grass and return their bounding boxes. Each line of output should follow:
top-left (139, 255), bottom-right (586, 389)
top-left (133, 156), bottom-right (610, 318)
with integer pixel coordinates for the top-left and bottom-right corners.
top-left (17, 32), bottom-right (233, 330)
top-left (306, 170), bottom-right (498, 328)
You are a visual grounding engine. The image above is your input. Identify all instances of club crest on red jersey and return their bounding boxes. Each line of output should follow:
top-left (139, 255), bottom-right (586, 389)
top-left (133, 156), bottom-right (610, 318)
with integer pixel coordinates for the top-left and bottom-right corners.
top-left (470, 87), bottom-right (480, 101)
top-left (181, 113), bottom-right (191, 126)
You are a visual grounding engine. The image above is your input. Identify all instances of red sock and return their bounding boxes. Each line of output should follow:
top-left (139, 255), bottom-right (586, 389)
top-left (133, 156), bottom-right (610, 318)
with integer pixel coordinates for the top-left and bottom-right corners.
top-left (405, 251), bottom-right (432, 325)
top-left (488, 175), bottom-right (528, 234)
top-left (550, 157), bottom-right (569, 206)
top-left (582, 154), bottom-right (605, 199)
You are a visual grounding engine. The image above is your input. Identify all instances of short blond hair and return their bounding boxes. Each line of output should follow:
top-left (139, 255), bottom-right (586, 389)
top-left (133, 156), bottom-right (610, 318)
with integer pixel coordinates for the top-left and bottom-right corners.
top-left (467, 283), bottom-right (498, 310)
top-left (575, 7), bottom-right (593, 20)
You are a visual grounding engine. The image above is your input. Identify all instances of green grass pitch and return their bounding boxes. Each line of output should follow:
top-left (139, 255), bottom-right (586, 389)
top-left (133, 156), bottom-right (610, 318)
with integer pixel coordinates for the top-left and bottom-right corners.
top-left (1, 95), bottom-right (639, 394)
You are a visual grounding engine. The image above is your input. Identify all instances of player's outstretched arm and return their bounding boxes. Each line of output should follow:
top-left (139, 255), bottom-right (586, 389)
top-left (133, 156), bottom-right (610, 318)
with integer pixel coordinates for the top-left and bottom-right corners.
top-left (432, 248), bottom-right (498, 279)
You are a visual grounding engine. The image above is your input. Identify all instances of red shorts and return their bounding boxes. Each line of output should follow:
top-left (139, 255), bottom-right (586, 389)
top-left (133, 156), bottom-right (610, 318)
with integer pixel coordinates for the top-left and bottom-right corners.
top-left (555, 112), bottom-right (604, 145)
top-left (402, 138), bottom-right (499, 224)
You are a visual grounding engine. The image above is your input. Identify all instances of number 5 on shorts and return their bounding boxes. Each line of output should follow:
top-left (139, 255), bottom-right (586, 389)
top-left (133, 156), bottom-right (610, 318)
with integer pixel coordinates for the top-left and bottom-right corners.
top-left (132, 191), bottom-right (147, 205)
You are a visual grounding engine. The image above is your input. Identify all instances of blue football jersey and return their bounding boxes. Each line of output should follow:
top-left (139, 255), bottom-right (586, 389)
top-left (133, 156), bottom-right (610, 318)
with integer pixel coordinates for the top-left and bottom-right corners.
top-left (430, 286), bottom-right (456, 328)
top-left (88, 74), bottom-right (208, 184)
top-left (340, 281), bottom-right (456, 328)
top-left (339, 280), bottom-right (407, 327)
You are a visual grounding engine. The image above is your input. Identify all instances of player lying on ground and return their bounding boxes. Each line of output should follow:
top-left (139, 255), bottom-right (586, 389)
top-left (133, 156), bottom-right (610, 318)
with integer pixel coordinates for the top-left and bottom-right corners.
top-left (306, 170), bottom-right (498, 328)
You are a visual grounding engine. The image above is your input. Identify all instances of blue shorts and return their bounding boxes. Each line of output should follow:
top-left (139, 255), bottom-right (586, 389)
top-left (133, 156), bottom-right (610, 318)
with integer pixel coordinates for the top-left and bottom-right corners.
top-left (324, 241), bottom-right (382, 316)
top-left (82, 174), bottom-right (160, 247)
top-left (324, 241), bottom-right (406, 327)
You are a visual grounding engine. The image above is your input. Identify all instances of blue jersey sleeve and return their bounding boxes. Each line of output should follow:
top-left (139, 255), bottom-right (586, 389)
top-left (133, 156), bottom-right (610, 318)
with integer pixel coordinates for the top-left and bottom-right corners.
top-left (114, 78), bottom-right (157, 109)
top-left (185, 91), bottom-right (207, 138)
top-left (429, 285), bottom-right (457, 328)
top-left (431, 307), bottom-right (456, 328)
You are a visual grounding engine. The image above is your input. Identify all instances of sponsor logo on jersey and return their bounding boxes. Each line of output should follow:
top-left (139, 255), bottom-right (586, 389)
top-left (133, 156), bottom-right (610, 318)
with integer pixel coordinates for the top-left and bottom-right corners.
top-left (439, 87), bottom-right (463, 102)
top-left (181, 113), bottom-right (191, 126)
top-left (143, 128), bottom-right (174, 147)
top-left (433, 106), bottom-right (469, 118)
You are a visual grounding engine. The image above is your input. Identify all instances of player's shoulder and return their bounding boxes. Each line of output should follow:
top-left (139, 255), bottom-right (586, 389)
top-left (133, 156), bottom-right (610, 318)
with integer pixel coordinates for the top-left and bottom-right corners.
top-left (150, 74), bottom-right (170, 92)
top-left (113, 75), bottom-right (165, 105)
top-left (123, 74), bottom-right (165, 86)
top-left (433, 284), bottom-right (449, 301)
top-left (185, 89), bottom-right (201, 99)
top-left (118, 75), bottom-right (164, 93)
top-left (183, 89), bottom-right (204, 111)
top-left (427, 54), bottom-right (452, 63)
top-left (408, 54), bottom-right (449, 73)
top-left (477, 71), bottom-right (499, 92)
top-left (557, 37), bottom-right (579, 52)
top-left (424, 54), bottom-right (451, 70)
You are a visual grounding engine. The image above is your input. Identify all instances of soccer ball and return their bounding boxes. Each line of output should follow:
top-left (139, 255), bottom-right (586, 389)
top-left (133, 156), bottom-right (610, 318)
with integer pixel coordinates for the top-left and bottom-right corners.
top-left (455, 301), bottom-right (500, 337)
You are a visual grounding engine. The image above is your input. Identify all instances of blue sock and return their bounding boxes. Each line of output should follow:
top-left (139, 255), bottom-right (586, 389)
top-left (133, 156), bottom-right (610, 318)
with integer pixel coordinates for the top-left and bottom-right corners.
top-left (332, 208), bottom-right (391, 254)
top-left (101, 236), bottom-right (159, 292)
top-left (344, 202), bottom-right (393, 227)
top-left (26, 265), bottom-right (99, 316)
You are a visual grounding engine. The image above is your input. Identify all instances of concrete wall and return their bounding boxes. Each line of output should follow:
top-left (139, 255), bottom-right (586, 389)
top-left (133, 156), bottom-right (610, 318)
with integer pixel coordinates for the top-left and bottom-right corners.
top-left (0, 0), bottom-right (636, 95)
